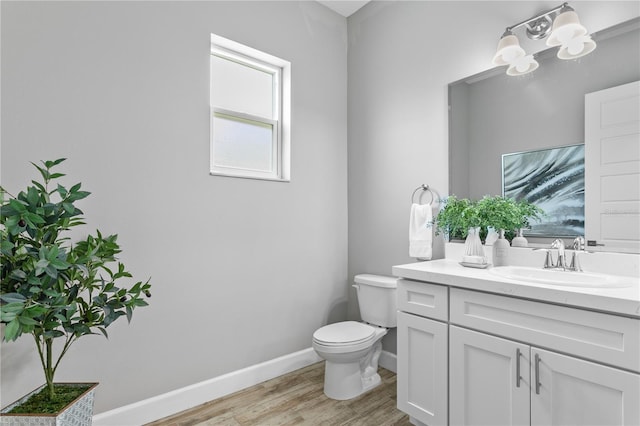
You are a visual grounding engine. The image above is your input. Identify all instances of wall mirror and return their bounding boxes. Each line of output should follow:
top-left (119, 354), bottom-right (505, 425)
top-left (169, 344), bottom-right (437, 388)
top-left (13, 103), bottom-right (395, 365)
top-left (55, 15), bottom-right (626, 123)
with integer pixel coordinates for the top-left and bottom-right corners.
top-left (449, 18), bottom-right (640, 253)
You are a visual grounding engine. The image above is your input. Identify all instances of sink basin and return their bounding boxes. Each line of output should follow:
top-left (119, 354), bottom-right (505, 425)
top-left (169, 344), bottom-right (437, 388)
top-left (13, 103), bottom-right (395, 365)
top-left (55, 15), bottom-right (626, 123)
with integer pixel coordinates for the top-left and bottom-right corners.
top-left (489, 266), bottom-right (636, 288)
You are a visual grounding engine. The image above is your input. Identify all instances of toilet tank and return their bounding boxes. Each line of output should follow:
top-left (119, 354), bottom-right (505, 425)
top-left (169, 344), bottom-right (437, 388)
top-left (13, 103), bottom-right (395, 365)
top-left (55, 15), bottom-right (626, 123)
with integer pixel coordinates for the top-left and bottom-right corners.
top-left (354, 274), bottom-right (398, 328)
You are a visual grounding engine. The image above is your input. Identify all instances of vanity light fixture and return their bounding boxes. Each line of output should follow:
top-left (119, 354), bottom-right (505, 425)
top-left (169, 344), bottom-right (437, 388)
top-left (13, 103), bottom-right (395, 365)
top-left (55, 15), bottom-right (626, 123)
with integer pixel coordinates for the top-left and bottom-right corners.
top-left (492, 2), bottom-right (596, 76)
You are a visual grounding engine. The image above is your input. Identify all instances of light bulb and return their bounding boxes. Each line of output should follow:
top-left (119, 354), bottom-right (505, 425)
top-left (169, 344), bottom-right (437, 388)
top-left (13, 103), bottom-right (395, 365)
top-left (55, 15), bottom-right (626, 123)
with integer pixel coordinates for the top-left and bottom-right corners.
top-left (506, 55), bottom-right (539, 76)
top-left (567, 37), bottom-right (585, 55)
top-left (493, 34), bottom-right (525, 66)
top-left (557, 35), bottom-right (596, 60)
top-left (547, 10), bottom-right (587, 47)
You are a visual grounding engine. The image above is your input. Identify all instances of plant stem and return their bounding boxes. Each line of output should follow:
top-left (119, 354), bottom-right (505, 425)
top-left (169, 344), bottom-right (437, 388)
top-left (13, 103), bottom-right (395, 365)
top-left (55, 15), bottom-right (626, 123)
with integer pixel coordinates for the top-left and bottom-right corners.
top-left (45, 338), bottom-right (55, 400)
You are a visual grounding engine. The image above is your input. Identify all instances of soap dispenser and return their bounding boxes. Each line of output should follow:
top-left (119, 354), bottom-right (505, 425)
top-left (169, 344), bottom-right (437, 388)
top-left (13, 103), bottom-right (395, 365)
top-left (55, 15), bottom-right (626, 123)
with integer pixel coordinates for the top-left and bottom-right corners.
top-left (492, 229), bottom-right (510, 266)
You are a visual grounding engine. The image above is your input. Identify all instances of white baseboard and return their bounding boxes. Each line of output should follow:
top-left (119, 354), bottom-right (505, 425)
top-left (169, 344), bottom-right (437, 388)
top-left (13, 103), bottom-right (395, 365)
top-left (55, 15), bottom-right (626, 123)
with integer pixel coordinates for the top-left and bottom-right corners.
top-left (93, 348), bottom-right (398, 425)
top-left (92, 348), bottom-right (322, 426)
top-left (379, 350), bottom-right (397, 373)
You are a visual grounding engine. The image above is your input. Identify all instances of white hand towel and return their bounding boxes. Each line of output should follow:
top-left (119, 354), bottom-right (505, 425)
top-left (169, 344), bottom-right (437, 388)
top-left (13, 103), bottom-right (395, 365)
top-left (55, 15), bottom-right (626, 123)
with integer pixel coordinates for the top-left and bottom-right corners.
top-left (409, 203), bottom-right (433, 260)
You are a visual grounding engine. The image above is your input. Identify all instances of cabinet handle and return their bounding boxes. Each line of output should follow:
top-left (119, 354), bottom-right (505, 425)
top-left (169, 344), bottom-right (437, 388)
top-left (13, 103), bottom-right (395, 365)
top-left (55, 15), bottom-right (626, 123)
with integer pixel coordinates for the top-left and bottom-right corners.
top-left (516, 348), bottom-right (521, 388)
top-left (534, 353), bottom-right (541, 395)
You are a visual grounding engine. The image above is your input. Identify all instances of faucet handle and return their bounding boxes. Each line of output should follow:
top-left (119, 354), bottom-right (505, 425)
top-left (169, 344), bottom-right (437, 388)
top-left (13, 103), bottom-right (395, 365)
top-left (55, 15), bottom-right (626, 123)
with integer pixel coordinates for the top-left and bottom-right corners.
top-left (551, 239), bottom-right (565, 250)
top-left (543, 250), bottom-right (555, 269)
top-left (569, 251), bottom-right (583, 272)
top-left (573, 236), bottom-right (585, 251)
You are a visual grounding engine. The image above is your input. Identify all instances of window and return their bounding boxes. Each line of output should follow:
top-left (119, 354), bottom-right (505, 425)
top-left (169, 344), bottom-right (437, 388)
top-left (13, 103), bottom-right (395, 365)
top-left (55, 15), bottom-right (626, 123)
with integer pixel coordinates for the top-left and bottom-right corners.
top-left (210, 34), bottom-right (291, 181)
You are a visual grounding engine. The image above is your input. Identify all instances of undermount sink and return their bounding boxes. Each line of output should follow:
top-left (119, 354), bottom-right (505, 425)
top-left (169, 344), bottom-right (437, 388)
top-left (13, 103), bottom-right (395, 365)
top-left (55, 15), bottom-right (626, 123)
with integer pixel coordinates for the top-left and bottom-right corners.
top-left (489, 266), bottom-right (637, 288)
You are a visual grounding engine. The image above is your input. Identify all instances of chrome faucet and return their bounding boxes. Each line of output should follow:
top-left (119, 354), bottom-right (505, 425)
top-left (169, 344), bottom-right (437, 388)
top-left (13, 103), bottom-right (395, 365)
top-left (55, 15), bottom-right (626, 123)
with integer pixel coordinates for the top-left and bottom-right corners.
top-left (545, 239), bottom-right (567, 270)
top-left (569, 236), bottom-right (586, 272)
top-left (543, 237), bottom-right (586, 271)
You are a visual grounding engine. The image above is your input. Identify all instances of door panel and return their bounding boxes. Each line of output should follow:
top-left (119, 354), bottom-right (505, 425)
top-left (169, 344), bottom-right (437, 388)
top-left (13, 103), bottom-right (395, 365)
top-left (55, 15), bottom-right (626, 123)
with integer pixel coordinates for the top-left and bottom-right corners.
top-left (397, 311), bottom-right (448, 426)
top-left (531, 348), bottom-right (640, 426)
top-left (585, 80), bottom-right (640, 253)
top-left (450, 326), bottom-right (530, 426)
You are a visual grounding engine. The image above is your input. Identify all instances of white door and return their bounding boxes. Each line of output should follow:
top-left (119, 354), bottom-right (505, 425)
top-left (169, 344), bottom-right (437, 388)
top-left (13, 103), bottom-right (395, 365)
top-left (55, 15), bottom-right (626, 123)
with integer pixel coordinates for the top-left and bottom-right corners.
top-left (585, 80), bottom-right (640, 253)
top-left (397, 311), bottom-right (448, 426)
top-left (449, 326), bottom-right (530, 426)
top-left (531, 347), bottom-right (640, 426)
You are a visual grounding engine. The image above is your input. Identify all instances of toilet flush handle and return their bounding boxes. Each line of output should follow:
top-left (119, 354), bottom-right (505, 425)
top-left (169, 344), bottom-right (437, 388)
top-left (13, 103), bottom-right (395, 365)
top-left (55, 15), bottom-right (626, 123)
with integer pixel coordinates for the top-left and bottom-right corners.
top-left (352, 284), bottom-right (359, 292)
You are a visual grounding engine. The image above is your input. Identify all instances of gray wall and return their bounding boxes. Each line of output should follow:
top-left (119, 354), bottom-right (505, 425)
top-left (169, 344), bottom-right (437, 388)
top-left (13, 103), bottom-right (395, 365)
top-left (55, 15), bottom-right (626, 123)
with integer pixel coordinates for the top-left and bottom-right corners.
top-left (0, 1), bottom-right (348, 414)
top-left (346, 1), bottom-right (639, 353)
top-left (2, 0), bottom-right (639, 415)
top-left (452, 24), bottom-right (640, 200)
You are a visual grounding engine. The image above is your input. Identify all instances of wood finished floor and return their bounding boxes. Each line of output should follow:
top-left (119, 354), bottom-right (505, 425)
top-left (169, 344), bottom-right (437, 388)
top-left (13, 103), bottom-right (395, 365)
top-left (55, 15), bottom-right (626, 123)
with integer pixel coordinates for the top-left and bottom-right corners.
top-left (146, 362), bottom-right (411, 426)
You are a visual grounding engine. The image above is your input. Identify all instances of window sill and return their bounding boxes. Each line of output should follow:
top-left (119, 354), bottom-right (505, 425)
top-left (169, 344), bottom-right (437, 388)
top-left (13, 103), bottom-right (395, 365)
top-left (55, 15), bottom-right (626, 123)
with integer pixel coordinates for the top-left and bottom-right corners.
top-left (209, 171), bottom-right (290, 183)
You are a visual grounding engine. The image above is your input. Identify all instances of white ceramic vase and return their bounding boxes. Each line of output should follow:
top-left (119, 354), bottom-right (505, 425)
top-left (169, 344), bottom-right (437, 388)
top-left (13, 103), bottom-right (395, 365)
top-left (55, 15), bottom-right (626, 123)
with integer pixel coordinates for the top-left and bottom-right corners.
top-left (511, 228), bottom-right (528, 248)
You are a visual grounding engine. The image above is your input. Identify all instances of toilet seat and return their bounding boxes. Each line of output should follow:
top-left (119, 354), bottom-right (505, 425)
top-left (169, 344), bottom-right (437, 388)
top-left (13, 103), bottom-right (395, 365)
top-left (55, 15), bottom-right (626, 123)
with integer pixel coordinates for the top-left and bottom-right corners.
top-left (313, 321), bottom-right (375, 346)
top-left (312, 321), bottom-right (383, 354)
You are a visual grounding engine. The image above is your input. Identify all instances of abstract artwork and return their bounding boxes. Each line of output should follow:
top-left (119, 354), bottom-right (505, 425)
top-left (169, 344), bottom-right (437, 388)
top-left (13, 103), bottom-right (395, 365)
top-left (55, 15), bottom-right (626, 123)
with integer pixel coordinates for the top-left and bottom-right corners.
top-left (502, 144), bottom-right (584, 237)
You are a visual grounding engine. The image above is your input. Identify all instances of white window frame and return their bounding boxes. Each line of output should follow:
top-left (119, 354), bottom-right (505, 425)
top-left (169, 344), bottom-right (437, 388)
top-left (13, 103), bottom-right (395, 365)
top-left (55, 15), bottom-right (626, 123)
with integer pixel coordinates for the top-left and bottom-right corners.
top-left (210, 34), bottom-right (291, 182)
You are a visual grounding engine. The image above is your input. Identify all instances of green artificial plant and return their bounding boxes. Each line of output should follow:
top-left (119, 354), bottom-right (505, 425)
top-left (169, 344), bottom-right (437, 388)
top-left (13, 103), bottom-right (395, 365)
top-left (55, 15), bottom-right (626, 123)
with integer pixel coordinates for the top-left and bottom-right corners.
top-left (0, 159), bottom-right (151, 405)
top-left (515, 198), bottom-right (545, 230)
top-left (435, 196), bottom-right (481, 240)
top-left (476, 196), bottom-right (522, 233)
top-left (436, 195), bottom-right (545, 242)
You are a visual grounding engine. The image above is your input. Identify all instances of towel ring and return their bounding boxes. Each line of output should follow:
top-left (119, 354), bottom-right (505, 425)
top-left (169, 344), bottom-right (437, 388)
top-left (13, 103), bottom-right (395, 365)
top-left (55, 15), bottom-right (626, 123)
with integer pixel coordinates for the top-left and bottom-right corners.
top-left (411, 184), bottom-right (434, 205)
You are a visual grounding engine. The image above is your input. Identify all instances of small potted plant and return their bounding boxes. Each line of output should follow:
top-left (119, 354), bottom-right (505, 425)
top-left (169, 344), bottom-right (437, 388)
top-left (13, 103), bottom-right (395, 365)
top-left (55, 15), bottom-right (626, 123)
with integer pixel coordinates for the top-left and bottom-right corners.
top-left (435, 196), bottom-right (481, 241)
top-left (511, 199), bottom-right (545, 247)
top-left (0, 159), bottom-right (151, 424)
top-left (476, 195), bottom-right (544, 265)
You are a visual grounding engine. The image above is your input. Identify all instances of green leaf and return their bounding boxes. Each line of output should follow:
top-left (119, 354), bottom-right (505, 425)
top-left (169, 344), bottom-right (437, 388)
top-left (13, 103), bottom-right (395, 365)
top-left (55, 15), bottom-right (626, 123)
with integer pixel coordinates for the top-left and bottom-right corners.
top-left (43, 321), bottom-right (60, 330)
top-left (1, 239), bottom-right (14, 255)
top-left (24, 212), bottom-right (45, 225)
top-left (31, 162), bottom-right (50, 182)
top-left (4, 319), bottom-right (21, 341)
top-left (8, 269), bottom-right (27, 281)
top-left (50, 258), bottom-right (70, 270)
top-left (67, 190), bottom-right (90, 202)
top-left (57, 184), bottom-right (68, 199)
top-left (18, 316), bottom-right (39, 326)
top-left (62, 203), bottom-right (75, 215)
top-left (1, 312), bottom-right (16, 322)
top-left (35, 258), bottom-right (50, 275)
top-left (1, 302), bottom-right (25, 314)
top-left (0, 293), bottom-right (26, 303)
top-left (44, 158), bottom-right (67, 168)
top-left (31, 180), bottom-right (47, 193)
top-left (26, 186), bottom-right (40, 207)
top-left (8, 199), bottom-right (27, 213)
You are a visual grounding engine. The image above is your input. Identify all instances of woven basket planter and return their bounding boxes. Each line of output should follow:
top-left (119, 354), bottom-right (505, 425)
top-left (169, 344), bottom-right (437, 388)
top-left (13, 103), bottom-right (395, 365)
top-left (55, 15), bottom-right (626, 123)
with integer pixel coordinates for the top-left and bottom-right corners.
top-left (0, 383), bottom-right (97, 426)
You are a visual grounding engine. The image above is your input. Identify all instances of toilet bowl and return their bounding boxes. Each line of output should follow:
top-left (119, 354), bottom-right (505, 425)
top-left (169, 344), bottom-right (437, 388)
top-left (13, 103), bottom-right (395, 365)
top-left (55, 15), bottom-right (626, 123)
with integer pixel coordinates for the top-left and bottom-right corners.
top-left (313, 321), bottom-right (387, 400)
top-left (312, 274), bottom-right (397, 400)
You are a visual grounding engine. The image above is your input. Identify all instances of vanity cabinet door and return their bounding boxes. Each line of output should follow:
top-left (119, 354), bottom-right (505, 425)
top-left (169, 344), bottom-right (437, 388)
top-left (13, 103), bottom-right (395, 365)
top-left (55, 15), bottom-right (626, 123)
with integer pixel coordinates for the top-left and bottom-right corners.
top-left (531, 348), bottom-right (640, 426)
top-left (397, 311), bottom-right (448, 426)
top-left (450, 326), bottom-right (530, 426)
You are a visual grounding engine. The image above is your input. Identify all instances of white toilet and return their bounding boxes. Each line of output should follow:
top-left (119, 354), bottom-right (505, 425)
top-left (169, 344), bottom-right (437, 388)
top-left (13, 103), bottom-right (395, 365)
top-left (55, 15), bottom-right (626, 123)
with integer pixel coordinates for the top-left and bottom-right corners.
top-left (312, 274), bottom-right (397, 400)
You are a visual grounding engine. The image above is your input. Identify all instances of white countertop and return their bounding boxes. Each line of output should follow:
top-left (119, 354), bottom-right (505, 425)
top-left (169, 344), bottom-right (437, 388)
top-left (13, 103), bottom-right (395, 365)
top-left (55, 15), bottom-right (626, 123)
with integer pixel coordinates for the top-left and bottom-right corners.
top-left (392, 259), bottom-right (640, 318)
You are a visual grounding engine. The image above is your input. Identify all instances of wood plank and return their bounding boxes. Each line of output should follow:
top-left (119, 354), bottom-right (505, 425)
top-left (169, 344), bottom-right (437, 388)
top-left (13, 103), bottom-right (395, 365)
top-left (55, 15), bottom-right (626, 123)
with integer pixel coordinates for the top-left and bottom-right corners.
top-left (146, 362), bottom-right (411, 425)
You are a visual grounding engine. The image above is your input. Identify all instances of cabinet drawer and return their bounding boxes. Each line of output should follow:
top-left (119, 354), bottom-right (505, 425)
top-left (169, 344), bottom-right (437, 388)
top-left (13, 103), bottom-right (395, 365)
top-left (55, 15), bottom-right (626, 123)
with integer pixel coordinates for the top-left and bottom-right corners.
top-left (398, 279), bottom-right (448, 321)
top-left (450, 288), bottom-right (640, 372)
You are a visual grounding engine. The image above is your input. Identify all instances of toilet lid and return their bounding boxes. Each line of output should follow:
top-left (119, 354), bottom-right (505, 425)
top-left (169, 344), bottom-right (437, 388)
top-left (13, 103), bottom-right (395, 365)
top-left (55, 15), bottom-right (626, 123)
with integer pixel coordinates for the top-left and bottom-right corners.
top-left (313, 321), bottom-right (375, 345)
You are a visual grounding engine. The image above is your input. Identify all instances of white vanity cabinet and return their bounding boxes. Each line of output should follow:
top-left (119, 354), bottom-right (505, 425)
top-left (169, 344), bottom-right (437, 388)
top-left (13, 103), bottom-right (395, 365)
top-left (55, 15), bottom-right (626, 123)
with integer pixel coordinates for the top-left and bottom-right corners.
top-left (450, 326), bottom-right (640, 426)
top-left (397, 279), bottom-right (449, 426)
top-left (396, 276), bottom-right (640, 426)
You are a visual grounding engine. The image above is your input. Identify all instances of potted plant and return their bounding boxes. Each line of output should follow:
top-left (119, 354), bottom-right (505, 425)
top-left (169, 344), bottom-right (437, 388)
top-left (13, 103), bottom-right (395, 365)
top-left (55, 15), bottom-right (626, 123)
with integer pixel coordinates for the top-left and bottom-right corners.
top-left (0, 159), bottom-right (151, 424)
top-left (511, 199), bottom-right (545, 247)
top-left (434, 196), bottom-right (481, 241)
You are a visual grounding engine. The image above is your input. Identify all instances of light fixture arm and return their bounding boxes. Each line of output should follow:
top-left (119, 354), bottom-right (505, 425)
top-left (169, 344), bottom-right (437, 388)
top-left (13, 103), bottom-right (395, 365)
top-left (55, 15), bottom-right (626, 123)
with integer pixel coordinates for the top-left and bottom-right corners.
top-left (502, 2), bottom-right (571, 35)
